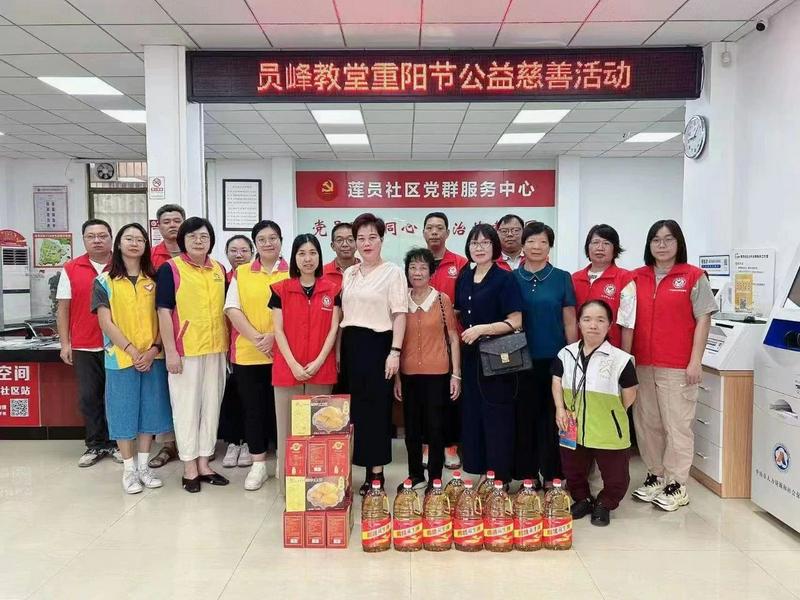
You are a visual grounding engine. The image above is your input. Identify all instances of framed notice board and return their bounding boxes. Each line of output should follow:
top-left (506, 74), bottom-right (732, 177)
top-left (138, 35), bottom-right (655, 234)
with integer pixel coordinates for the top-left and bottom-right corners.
top-left (222, 179), bottom-right (262, 231)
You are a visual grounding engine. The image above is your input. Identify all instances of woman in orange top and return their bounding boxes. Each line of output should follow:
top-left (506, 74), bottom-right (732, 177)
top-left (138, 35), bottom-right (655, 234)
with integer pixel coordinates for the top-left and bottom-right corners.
top-left (393, 248), bottom-right (461, 492)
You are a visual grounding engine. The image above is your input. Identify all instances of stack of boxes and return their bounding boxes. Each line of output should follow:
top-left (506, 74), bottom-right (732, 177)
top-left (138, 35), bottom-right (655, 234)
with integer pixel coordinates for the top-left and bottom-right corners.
top-left (283, 395), bottom-right (354, 549)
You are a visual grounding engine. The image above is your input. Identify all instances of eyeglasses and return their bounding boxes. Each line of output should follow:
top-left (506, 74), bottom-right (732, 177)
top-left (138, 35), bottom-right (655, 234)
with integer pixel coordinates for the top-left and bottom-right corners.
top-left (498, 227), bottom-right (522, 236)
top-left (469, 240), bottom-right (493, 249)
top-left (651, 236), bottom-right (677, 247)
top-left (83, 233), bottom-right (110, 242)
top-left (122, 236), bottom-right (146, 245)
top-left (185, 233), bottom-right (210, 242)
top-left (333, 236), bottom-right (355, 245)
top-left (589, 240), bottom-right (613, 249)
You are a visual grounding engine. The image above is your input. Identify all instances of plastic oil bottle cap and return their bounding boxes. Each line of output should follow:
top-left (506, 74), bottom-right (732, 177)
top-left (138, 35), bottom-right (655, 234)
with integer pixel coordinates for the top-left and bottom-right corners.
top-left (433, 479), bottom-right (442, 488)
top-left (552, 479), bottom-right (562, 487)
top-left (453, 470), bottom-right (462, 478)
top-left (493, 480), bottom-right (503, 489)
top-left (371, 480), bottom-right (382, 489)
top-left (486, 470), bottom-right (495, 479)
top-left (403, 479), bottom-right (412, 489)
top-left (464, 479), bottom-right (473, 488)
top-left (523, 479), bottom-right (533, 488)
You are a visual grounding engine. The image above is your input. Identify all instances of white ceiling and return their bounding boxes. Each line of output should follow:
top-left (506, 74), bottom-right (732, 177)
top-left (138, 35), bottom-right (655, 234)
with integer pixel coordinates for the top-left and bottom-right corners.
top-left (0, 0), bottom-right (794, 161)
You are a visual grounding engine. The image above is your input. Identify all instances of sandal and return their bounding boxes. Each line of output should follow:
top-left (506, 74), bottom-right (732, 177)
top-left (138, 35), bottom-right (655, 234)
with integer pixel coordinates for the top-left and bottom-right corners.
top-left (148, 444), bottom-right (178, 469)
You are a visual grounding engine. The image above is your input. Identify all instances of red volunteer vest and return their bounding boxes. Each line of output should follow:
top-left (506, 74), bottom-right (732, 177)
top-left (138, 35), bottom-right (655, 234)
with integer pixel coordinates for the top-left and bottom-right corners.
top-left (63, 254), bottom-right (106, 349)
top-left (430, 250), bottom-right (468, 302)
top-left (150, 242), bottom-right (173, 270)
top-left (322, 259), bottom-right (359, 295)
top-left (572, 263), bottom-right (634, 349)
top-left (270, 277), bottom-right (339, 387)
top-left (632, 263), bottom-right (704, 369)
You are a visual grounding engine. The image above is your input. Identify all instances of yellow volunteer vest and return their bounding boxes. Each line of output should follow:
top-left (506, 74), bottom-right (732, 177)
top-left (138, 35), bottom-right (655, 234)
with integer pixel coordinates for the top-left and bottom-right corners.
top-left (230, 259), bottom-right (289, 365)
top-left (171, 255), bottom-right (228, 357)
top-left (97, 272), bottom-right (162, 370)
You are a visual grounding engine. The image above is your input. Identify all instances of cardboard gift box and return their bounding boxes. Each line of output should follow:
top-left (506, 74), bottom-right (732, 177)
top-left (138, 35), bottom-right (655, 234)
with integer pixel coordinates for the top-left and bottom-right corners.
top-left (326, 499), bottom-right (354, 549)
top-left (308, 428), bottom-right (352, 479)
top-left (305, 512), bottom-right (326, 548)
top-left (283, 512), bottom-right (304, 548)
top-left (291, 394), bottom-right (351, 436)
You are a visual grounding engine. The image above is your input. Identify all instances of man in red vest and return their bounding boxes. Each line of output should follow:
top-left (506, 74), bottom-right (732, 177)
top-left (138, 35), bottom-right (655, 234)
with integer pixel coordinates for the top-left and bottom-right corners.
top-left (56, 219), bottom-right (119, 467)
top-left (322, 221), bottom-right (359, 294)
top-left (495, 214), bottom-right (525, 271)
top-left (150, 204), bottom-right (185, 270)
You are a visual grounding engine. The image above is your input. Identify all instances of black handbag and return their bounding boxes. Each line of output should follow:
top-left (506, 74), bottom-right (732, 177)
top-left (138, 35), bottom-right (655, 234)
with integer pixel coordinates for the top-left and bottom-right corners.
top-left (478, 330), bottom-right (532, 377)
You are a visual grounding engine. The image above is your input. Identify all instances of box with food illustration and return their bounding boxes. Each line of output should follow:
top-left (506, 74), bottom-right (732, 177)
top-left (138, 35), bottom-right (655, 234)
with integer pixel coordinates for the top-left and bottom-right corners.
top-left (290, 394), bottom-right (351, 436)
top-left (285, 474), bottom-right (350, 512)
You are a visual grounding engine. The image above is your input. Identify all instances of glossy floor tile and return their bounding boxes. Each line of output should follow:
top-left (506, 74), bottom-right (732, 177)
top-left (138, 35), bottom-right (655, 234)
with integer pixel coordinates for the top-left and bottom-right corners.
top-left (0, 439), bottom-right (798, 600)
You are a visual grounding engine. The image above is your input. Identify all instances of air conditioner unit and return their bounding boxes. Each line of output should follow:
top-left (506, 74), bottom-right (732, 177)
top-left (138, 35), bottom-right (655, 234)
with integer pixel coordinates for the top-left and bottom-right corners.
top-left (1, 244), bottom-right (31, 327)
top-left (90, 161), bottom-right (118, 183)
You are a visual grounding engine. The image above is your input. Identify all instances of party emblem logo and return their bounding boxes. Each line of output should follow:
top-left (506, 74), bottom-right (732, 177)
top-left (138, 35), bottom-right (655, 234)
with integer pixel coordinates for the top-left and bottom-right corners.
top-left (673, 277), bottom-right (687, 289)
top-left (319, 178), bottom-right (336, 201)
top-left (603, 284), bottom-right (616, 297)
top-left (322, 295), bottom-right (333, 308)
top-left (448, 265), bottom-right (458, 277)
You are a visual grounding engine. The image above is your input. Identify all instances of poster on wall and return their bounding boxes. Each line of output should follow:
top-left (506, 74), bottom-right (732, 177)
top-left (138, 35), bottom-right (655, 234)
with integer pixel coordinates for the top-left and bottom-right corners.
top-left (148, 176), bottom-right (166, 202)
top-left (32, 233), bottom-right (72, 268)
top-left (0, 363), bottom-right (41, 427)
top-left (149, 219), bottom-right (163, 246)
top-left (33, 186), bottom-right (69, 232)
top-left (699, 254), bottom-right (730, 277)
top-left (296, 170), bottom-right (556, 266)
top-left (223, 179), bottom-right (262, 231)
top-left (29, 269), bottom-right (61, 318)
top-left (732, 248), bottom-right (776, 316)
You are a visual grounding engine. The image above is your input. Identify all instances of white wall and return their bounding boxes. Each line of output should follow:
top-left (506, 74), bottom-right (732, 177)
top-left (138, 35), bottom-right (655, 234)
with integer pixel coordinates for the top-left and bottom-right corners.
top-left (732, 1), bottom-right (800, 281)
top-left (579, 157), bottom-right (685, 271)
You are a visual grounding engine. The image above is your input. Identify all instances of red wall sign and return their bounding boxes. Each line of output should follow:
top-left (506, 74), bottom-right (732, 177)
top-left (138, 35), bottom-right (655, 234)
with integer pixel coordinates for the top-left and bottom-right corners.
top-left (0, 363), bottom-right (41, 427)
top-left (188, 48), bottom-right (702, 103)
top-left (296, 170), bottom-right (555, 209)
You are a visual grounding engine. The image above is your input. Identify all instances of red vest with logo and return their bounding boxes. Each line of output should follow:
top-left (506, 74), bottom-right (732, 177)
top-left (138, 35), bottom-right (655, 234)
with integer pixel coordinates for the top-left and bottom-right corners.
top-left (270, 277), bottom-right (339, 387)
top-left (572, 263), bottom-right (634, 349)
top-left (632, 263), bottom-right (704, 369)
top-left (430, 250), bottom-right (468, 302)
top-left (63, 254), bottom-right (106, 349)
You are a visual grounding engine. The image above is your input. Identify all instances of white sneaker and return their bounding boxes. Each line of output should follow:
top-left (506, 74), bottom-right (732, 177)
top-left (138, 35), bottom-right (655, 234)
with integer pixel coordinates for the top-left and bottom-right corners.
top-left (78, 448), bottom-right (104, 467)
top-left (137, 465), bottom-right (163, 489)
top-left (122, 470), bottom-right (143, 494)
top-left (653, 481), bottom-right (690, 512)
top-left (632, 472), bottom-right (665, 502)
top-left (238, 443), bottom-right (253, 467)
top-left (222, 443), bottom-right (240, 468)
top-left (107, 447), bottom-right (124, 464)
top-left (445, 446), bottom-right (461, 470)
top-left (244, 461), bottom-right (268, 491)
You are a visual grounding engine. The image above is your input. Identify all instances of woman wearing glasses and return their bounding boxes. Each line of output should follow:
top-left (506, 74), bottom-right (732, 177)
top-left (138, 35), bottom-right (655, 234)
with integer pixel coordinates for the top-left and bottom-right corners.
top-left (224, 220), bottom-right (289, 491)
top-left (630, 220), bottom-right (716, 512)
top-left (157, 217), bottom-right (229, 493)
top-left (454, 224), bottom-right (523, 488)
top-left (572, 224), bottom-right (636, 352)
top-left (513, 222), bottom-right (578, 488)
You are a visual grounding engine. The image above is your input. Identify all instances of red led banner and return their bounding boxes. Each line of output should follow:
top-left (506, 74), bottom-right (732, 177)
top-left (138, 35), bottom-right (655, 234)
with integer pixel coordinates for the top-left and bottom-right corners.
top-left (188, 48), bottom-right (702, 103)
top-left (296, 170), bottom-right (555, 209)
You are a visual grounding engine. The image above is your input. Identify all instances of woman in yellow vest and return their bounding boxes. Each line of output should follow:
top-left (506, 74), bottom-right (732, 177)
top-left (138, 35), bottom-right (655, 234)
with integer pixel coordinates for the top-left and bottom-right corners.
top-left (157, 217), bottom-right (229, 493)
top-left (224, 220), bottom-right (290, 491)
top-left (92, 223), bottom-right (172, 494)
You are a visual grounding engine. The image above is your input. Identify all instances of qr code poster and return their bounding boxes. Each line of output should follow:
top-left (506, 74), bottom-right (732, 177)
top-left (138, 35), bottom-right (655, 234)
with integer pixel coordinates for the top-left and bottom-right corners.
top-left (0, 363), bottom-right (41, 427)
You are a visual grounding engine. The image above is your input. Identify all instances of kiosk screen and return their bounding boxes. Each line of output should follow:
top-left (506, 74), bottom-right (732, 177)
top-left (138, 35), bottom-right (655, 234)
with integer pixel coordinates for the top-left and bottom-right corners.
top-left (784, 265), bottom-right (800, 310)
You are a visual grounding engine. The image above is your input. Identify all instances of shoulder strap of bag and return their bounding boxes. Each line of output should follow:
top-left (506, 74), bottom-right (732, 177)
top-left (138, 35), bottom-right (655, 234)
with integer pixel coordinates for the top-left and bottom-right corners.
top-left (437, 293), bottom-right (453, 369)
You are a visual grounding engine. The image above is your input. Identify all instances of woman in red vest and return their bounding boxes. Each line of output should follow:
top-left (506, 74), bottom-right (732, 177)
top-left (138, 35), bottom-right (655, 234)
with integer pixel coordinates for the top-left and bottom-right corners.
top-left (270, 234), bottom-right (341, 493)
top-left (572, 224), bottom-right (636, 352)
top-left (630, 220), bottom-right (717, 512)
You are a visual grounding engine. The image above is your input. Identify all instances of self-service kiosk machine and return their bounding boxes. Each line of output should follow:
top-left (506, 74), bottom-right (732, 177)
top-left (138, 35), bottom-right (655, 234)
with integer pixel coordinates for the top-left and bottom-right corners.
top-left (752, 245), bottom-right (800, 532)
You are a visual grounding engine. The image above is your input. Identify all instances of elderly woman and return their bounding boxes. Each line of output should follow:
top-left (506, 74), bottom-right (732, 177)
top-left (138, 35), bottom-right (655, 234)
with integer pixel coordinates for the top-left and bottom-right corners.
top-left (157, 217), bottom-right (229, 493)
top-left (513, 221), bottom-right (578, 488)
top-left (572, 224), bottom-right (636, 352)
top-left (224, 220), bottom-right (289, 491)
top-left (393, 247), bottom-right (461, 492)
top-left (339, 213), bottom-right (407, 495)
top-left (454, 223), bottom-right (523, 487)
top-left (630, 220), bottom-right (716, 512)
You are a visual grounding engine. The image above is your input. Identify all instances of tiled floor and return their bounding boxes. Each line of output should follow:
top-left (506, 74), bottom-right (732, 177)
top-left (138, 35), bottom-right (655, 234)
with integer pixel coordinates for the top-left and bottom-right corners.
top-left (1, 439), bottom-right (799, 600)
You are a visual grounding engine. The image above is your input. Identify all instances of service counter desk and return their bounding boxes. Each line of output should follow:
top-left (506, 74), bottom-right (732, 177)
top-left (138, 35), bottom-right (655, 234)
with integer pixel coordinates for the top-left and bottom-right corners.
top-left (0, 338), bottom-right (83, 439)
top-left (691, 317), bottom-right (766, 498)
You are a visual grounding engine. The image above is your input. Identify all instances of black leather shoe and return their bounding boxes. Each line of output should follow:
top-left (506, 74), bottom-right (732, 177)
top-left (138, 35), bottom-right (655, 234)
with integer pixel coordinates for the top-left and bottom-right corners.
top-left (197, 472), bottom-right (229, 486)
top-left (571, 497), bottom-right (594, 519)
top-left (182, 476), bottom-right (201, 493)
top-left (591, 502), bottom-right (611, 527)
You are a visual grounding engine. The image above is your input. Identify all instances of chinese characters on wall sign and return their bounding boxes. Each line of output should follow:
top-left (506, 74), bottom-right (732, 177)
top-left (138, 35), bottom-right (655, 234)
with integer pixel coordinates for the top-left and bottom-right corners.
top-left (0, 363), bottom-right (41, 427)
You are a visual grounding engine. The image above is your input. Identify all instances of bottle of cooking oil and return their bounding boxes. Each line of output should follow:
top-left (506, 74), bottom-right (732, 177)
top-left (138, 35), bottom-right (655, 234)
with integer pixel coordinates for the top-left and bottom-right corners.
top-left (477, 470), bottom-right (496, 505)
top-left (543, 479), bottom-right (573, 551)
top-left (513, 479), bottom-right (543, 551)
top-left (361, 480), bottom-right (391, 552)
top-left (422, 479), bottom-right (452, 551)
top-left (444, 470), bottom-right (466, 507)
top-left (483, 480), bottom-right (513, 552)
top-left (453, 479), bottom-right (483, 552)
top-left (393, 479), bottom-right (422, 552)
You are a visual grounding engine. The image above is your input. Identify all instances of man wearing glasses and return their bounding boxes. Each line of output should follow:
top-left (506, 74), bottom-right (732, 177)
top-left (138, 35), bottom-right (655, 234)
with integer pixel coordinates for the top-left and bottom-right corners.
top-left (323, 222), bottom-right (359, 293)
top-left (495, 214), bottom-right (525, 271)
top-left (56, 219), bottom-right (122, 467)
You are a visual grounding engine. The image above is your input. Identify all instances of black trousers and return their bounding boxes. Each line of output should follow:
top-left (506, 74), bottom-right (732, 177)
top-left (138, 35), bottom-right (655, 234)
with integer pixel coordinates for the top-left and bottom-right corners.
top-left (73, 350), bottom-right (112, 450)
top-left (513, 359), bottom-right (562, 483)
top-left (232, 363), bottom-right (276, 455)
top-left (402, 373), bottom-right (449, 481)
top-left (342, 327), bottom-right (393, 467)
top-left (217, 372), bottom-right (244, 444)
